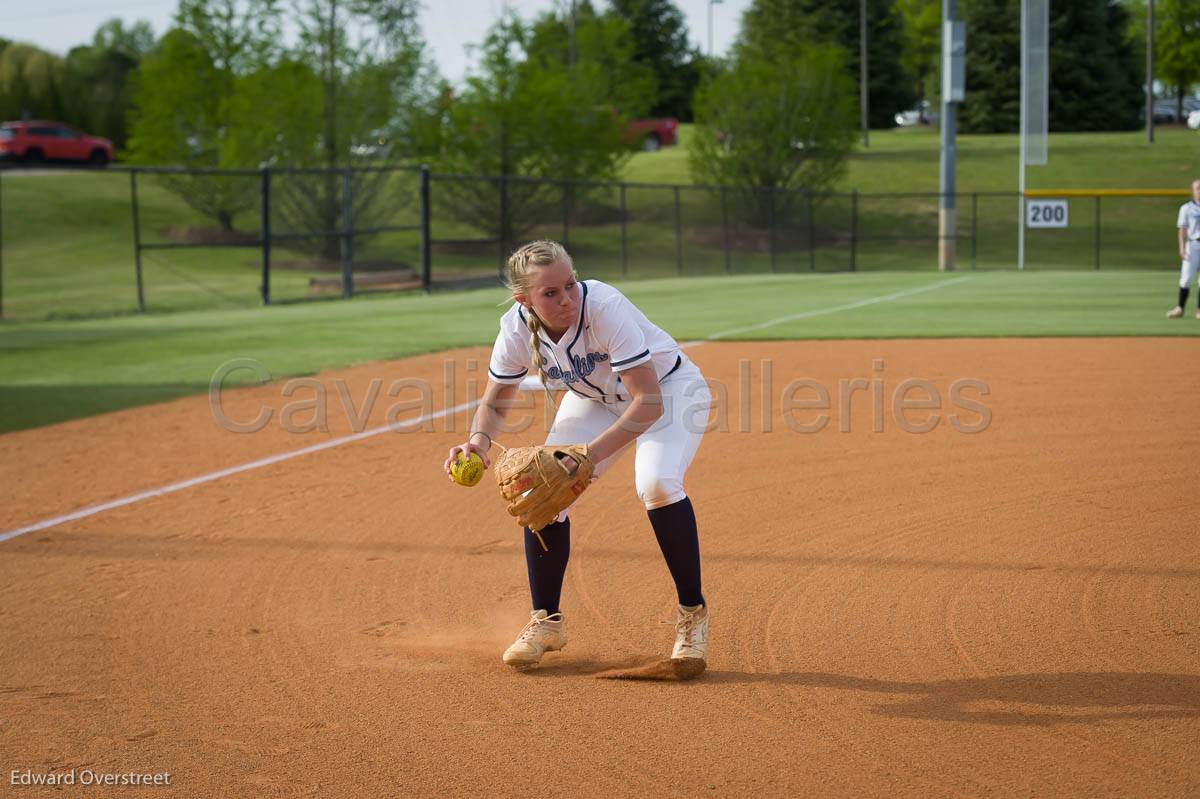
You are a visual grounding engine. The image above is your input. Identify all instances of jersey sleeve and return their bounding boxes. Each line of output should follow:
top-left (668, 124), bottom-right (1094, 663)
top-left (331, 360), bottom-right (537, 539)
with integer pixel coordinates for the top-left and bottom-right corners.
top-left (599, 295), bottom-right (652, 372)
top-left (1179, 204), bottom-right (1189, 229)
top-left (488, 318), bottom-right (531, 384)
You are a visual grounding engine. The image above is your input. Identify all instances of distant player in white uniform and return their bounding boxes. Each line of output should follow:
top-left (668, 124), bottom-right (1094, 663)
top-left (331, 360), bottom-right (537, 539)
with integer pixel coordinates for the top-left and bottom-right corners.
top-left (443, 240), bottom-right (712, 671)
top-left (1167, 179), bottom-right (1200, 319)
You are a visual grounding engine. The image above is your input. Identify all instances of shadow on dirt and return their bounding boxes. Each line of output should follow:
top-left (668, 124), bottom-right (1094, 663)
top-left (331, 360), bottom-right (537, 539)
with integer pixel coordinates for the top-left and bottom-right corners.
top-left (700, 671), bottom-right (1200, 724)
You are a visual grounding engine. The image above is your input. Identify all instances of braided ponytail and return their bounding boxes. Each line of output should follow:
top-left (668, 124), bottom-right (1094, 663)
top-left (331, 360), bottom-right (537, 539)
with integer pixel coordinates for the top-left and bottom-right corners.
top-left (527, 312), bottom-right (547, 388)
top-left (504, 240), bottom-right (576, 409)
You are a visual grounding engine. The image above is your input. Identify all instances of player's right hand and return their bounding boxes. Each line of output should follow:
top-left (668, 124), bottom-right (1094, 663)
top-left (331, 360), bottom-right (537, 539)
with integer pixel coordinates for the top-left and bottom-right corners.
top-left (443, 440), bottom-right (491, 479)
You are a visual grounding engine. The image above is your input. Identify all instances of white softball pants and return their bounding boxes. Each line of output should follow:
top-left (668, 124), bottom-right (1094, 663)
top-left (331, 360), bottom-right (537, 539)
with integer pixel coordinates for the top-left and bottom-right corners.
top-left (1180, 241), bottom-right (1200, 288)
top-left (544, 358), bottom-right (711, 512)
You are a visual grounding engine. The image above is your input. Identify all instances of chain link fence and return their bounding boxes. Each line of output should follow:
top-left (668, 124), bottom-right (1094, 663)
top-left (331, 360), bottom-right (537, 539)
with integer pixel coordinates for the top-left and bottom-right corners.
top-left (0, 165), bottom-right (1184, 320)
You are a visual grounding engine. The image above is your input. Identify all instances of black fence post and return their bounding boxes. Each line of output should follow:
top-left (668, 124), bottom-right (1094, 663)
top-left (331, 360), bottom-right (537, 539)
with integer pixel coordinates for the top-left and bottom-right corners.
top-left (767, 188), bottom-right (777, 273)
top-left (420, 165), bottom-right (432, 293)
top-left (1094, 196), bottom-right (1101, 270)
top-left (720, 186), bottom-right (731, 274)
top-left (674, 186), bottom-right (683, 276)
top-left (130, 169), bottom-right (146, 313)
top-left (341, 167), bottom-right (353, 299)
top-left (971, 192), bottom-right (978, 270)
top-left (619, 183), bottom-right (628, 278)
top-left (807, 191), bottom-right (816, 272)
top-left (849, 189), bottom-right (858, 272)
top-left (260, 165), bottom-right (271, 305)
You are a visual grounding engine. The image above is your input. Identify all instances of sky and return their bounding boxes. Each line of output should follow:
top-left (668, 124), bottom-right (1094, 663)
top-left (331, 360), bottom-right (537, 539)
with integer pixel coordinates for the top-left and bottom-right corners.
top-left (1, 0), bottom-right (751, 84)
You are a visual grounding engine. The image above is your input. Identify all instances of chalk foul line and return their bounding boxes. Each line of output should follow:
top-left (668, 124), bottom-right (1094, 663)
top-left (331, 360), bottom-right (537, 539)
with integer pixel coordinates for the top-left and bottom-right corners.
top-left (701, 275), bottom-right (972, 340)
top-left (0, 402), bottom-right (479, 543)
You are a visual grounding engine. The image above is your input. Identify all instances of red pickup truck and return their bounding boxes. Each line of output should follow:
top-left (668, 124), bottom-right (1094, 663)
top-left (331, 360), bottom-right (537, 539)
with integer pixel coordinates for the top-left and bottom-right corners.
top-left (627, 118), bottom-right (678, 152)
top-left (0, 120), bottom-right (114, 166)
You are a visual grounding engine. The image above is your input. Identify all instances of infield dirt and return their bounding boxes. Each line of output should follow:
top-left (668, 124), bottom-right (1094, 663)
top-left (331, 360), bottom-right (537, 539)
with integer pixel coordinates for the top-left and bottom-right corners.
top-left (1, 338), bottom-right (1197, 797)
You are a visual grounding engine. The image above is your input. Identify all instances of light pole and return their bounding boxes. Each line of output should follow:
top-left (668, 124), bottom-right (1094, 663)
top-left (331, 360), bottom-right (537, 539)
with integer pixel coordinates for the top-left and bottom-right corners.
top-left (939, 0), bottom-right (965, 272)
top-left (708, 0), bottom-right (723, 59)
top-left (1146, 0), bottom-right (1155, 144)
top-left (567, 0), bottom-right (576, 68)
top-left (860, 0), bottom-right (869, 147)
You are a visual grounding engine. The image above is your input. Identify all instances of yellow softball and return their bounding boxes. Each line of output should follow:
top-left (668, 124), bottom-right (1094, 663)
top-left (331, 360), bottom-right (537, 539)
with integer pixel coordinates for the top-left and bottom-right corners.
top-left (451, 452), bottom-right (485, 487)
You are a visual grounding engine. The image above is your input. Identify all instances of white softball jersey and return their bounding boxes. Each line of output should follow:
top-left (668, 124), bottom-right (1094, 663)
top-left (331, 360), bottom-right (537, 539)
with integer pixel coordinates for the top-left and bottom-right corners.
top-left (1178, 200), bottom-right (1200, 241)
top-left (488, 279), bottom-right (686, 402)
top-left (488, 279), bottom-right (710, 511)
top-left (1178, 200), bottom-right (1200, 287)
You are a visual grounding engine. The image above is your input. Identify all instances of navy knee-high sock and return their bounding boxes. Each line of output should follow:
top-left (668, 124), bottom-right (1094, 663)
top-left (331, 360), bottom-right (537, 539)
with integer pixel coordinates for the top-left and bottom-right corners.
top-left (648, 497), bottom-right (705, 608)
top-left (1179, 286), bottom-right (1190, 309)
top-left (524, 518), bottom-right (570, 615)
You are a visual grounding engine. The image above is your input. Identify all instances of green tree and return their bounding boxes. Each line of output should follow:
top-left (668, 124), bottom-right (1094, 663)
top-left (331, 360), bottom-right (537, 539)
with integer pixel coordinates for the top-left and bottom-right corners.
top-left (1156, 0), bottom-right (1200, 120)
top-left (127, 1), bottom-right (283, 231)
top-left (525, 1), bottom-right (656, 120)
top-left (91, 18), bottom-right (156, 60)
top-left (0, 50), bottom-right (30, 121)
top-left (606, 0), bottom-right (701, 120)
top-left (1051, 0), bottom-right (1142, 130)
top-left (958, 0), bottom-right (1018, 131)
top-left (65, 19), bottom-right (155, 148)
top-left (435, 10), bottom-right (649, 243)
top-left (739, 0), bottom-right (916, 128)
top-left (127, 29), bottom-right (255, 230)
top-left (125, 30), bottom-right (218, 166)
top-left (896, 0), bottom-right (940, 106)
top-left (175, 0), bottom-right (282, 77)
top-left (66, 47), bottom-right (137, 146)
top-left (960, 0), bottom-right (1142, 132)
top-left (284, 0), bottom-right (438, 261)
top-left (0, 44), bottom-right (79, 123)
top-left (688, 43), bottom-right (857, 224)
top-left (224, 58), bottom-right (323, 166)
top-left (291, 0), bottom-right (432, 168)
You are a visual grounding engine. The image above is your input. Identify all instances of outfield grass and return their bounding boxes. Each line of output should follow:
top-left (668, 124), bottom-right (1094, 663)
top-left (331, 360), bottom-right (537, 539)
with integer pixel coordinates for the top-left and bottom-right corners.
top-left (1, 270), bottom-right (1195, 433)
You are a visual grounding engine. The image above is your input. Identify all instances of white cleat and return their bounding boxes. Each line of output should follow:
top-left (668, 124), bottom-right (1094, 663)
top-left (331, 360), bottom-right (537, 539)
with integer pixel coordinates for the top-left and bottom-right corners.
top-left (671, 603), bottom-right (709, 662)
top-left (1167, 306), bottom-right (1184, 319)
top-left (503, 610), bottom-right (566, 669)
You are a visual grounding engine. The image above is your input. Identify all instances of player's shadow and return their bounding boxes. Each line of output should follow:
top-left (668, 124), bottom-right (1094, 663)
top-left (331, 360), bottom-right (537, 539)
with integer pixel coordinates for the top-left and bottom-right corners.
top-left (699, 671), bottom-right (1200, 725)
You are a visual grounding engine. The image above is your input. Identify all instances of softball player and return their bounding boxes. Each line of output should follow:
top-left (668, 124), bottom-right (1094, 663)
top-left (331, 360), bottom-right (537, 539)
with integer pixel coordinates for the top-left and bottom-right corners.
top-left (443, 240), bottom-right (712, 670)
top-left (1167, 179), bottom-right (1200, 319)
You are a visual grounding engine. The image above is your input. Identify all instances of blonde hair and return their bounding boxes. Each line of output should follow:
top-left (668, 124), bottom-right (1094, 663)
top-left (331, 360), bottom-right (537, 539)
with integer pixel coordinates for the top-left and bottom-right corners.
top-left (504, 240), bottom-right (577, 404)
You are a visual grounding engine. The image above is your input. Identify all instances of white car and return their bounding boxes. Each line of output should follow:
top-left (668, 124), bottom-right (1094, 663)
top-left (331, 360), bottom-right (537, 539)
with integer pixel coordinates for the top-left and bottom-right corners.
top-left (894, 101), bottom-right (936, 127)
top-left (1188, 110), bottom-right (1200, 130)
